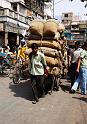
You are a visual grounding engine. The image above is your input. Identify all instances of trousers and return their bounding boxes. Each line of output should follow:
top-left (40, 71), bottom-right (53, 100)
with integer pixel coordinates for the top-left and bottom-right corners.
top-left (72, 67), bottom-right (87, 94)
top-left (69, 62), bottom-right (79, 87)
top-left (30, 75), bottom-right (45, 100)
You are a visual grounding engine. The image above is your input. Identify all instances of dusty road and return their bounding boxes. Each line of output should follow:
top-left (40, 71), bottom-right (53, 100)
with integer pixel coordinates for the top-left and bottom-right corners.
top-left (0, 76), bottom-right (87, 124)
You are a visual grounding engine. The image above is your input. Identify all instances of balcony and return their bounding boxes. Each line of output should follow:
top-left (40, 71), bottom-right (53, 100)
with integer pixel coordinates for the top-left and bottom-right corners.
top-left (0, 8), bottom-right (30, 25)
top-left (24, 0), bottom-right (44, 17)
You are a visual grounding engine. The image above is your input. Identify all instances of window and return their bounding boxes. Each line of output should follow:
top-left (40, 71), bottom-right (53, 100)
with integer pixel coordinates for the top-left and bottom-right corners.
top-left (65, 14), bottom-right (68, 17)
top-left (12, 3), bottom-right (17, 11)
top-left (19, 4), bottom-right (25, 15)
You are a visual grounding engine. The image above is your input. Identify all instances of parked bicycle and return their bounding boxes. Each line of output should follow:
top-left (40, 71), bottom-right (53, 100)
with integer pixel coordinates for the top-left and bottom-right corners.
top-left (0, 53), bottom-right (16, 76)
top-left (12, 59), bottom-right (30, 84)
top-left (0, 55), bottom-right (10, 75)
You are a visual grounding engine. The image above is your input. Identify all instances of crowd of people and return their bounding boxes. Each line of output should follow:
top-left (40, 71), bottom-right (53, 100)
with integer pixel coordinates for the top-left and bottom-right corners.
top-left (0, 38), bottom-right (87, 104)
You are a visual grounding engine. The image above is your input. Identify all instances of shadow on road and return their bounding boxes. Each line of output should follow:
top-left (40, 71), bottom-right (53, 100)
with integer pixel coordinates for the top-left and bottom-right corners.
top-left (60, 83), bottom-right (70, 92)
top-left (9, 80), bottom-right (34, 101)
top-left (60, 79), bottom-right (70, 92)
top-left (72, 96), bottom-right (87, 103)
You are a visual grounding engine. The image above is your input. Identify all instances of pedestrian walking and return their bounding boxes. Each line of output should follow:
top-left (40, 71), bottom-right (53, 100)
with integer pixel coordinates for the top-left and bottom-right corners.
top-left (69, 42), bottom-right (87, 95)
top-left (25, 43), bottom-right (48, 104)
top-left (69, 41), bottom-right (83, 88)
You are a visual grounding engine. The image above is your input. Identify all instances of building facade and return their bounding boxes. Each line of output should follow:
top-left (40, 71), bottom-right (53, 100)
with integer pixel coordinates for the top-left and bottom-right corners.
top-left (44, 1), bottom-right (53, 19)
top-left (0, 0), bottom-right (31, 52)
top-left (24, 0), bottom-right (44, 19)
top-left (61, 12), bottom-right (87, 44)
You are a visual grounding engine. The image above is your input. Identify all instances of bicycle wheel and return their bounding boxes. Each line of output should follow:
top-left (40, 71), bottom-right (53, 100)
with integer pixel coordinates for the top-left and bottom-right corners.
top-left (1, 63), bottom-right (11, 76)
top-left (8, 65), bottom-right (15, 79)
top-left (12, 67), bottom-right (20, 84)
top-left (0, 64), bottom-right (2, 74)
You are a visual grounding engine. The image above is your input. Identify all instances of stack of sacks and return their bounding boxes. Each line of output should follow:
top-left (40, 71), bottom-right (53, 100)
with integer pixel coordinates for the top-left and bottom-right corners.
top-left (59, 40), bottom-right (68, 77)
top-left (27, 19), bottom-right (67, 77)
top-left (27, 20), bottom-right (44, 40)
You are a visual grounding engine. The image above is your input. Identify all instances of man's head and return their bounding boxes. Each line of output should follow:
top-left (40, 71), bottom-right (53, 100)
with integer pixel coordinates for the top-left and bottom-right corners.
top-left (31, 43), bottom-right (38, 54)
top-left (21, 39), bottom-right (26, 46)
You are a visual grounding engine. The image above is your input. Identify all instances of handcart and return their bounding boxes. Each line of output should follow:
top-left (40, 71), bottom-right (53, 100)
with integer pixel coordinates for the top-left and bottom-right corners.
top-left (44, 67), bottom-right (61, 94)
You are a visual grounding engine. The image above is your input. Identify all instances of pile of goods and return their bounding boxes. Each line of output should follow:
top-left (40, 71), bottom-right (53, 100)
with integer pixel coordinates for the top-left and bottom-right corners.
top-left (27, 19), bottom-right (67, 77)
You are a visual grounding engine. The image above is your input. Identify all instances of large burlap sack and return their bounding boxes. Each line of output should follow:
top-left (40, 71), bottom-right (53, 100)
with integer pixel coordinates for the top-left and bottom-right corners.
top-left (29, 20), bottom-right (45, 36)
top-left (56, 57), bottom-right (63, 68)
top-left (50, 67), bottom-right (60, 76)
top-left (58, 50), bottom-right (64, 61)
top-left (27, 40), bottom-right (61, 50)
top-left (57, 23), bottom-right (65, 32)
top-left (27, 34), bottom-right (42, 40)
top-left (43, 32), bottom-right (60, 41)
top-left (43, 19), bottom-right (58, 37)
top-left (45, 56), bottom-right (61, 67)
top-left (47, 66), bottom-right (60, 76)
top-left (43, 36), bottom-right (56, 40)
top-left (39, 47), bottom-right (58, 58)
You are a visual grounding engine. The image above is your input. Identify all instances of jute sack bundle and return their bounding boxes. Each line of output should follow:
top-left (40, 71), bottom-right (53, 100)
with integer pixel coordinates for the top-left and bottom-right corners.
top-left (58, 50), bottom-right (64, 61)
top-left (39, 47), bottom-right (58, 58)
top-left (27, 34), bottom-right (42, 40)
top-left (57, 23), bottom-right (65, 33)
top-left (43, 36), bottom-right (55, 41)
top-left (50, 67), bottom-right (60, 76)
top-left (47, 66), bottom-right (60, 76)
top-left (56, 57), bottom-right (63, 68)
top-left (29, 20), bottom-right (45, 36)
top-left (43, 19), bottom-right (58, 37)
top-left (43, 32), bottom-right (60, 41)
top-left (45, 56), bottom-right (61, 67)
top-left (27, 40), bottom-right (61, 50)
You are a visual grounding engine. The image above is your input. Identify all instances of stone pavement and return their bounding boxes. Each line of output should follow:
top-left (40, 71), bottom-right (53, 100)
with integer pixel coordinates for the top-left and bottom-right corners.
top-left (0, 76), bottom-right (87, 124)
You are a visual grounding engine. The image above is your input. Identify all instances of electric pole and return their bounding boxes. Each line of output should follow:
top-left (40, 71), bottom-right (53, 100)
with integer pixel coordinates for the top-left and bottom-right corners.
top-left (53, 0), bottom-right (54, 18)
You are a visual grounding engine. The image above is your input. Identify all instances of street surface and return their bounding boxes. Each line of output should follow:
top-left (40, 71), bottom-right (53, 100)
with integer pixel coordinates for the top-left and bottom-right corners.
top-left (0, 76), bottom-right (87, 124)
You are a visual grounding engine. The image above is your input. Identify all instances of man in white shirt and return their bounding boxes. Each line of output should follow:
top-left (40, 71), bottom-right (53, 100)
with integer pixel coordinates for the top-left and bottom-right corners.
top-left (25, 43), bottom-right (48, 104)
top-left (69, 41), bottom-right (83, 88)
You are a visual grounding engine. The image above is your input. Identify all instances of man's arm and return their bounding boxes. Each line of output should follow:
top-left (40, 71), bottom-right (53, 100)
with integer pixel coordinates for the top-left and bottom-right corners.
top-left (17, 48), bottom-right (21, 59)
top-left (76, 57), bottom-right (81, 73)
top-left (41, 54), bottom-right (47, 69)
top-left (67, 55), bottom-right (71, 66)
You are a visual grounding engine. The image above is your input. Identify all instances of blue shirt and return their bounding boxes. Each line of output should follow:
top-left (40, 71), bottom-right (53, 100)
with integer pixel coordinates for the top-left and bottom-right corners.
top-left (0, 52), bottom-right (7, 57)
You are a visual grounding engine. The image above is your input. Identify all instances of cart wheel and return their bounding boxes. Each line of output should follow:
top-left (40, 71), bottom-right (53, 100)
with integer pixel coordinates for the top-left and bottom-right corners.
top-left (13, 74), bottom-right (20, 84)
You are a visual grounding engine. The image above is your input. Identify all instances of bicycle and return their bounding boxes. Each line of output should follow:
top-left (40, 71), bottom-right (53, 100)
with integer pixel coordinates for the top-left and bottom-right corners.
top-left (0, 53), bottom-right (16, 76)
top-left (0, 56), bottom-right (11, 76)
top-left (12, 59), bottom-right (30, 84)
